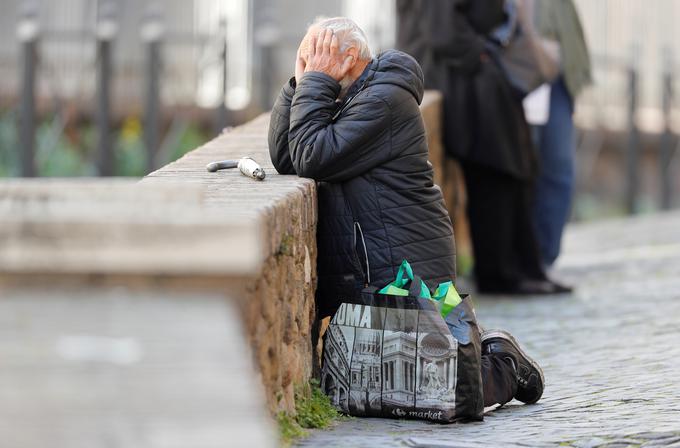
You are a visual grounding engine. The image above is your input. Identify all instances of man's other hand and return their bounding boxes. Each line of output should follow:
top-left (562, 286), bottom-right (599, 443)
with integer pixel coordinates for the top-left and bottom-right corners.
top-left (295, 48), bottom-right (306, 85)
top-left (304, 29), bottom-right (354, 82)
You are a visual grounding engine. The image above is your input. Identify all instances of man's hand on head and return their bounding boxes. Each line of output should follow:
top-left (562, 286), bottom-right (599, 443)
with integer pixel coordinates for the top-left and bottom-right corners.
top-left (304, 29), bottom-right (355, 82)
top-left (295, 48), bottom-right (306, 85)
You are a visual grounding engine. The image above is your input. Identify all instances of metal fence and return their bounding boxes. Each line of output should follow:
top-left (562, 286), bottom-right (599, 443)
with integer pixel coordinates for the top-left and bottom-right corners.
top-left (2, 0), bottom-right (255, 176)
top-left (0, 0), bottom-right (345, 178)
top-left (3, 0), bottom-right (680, 213)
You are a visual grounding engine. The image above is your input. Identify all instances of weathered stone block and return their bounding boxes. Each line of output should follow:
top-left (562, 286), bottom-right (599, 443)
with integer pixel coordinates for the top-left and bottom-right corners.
top-left (143, 115), bottom-right (318, 415)
top-left (0, 287), bottom-right (277, 448)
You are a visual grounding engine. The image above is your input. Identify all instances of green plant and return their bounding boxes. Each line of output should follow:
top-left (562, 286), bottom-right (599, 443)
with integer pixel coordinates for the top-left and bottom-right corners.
top-left (167, 125), bottom-right (207, 162)
top-left (35, 118), bottom-right (94, 177)
top-left (278, 380), bottom-right (340, 446)
top-left (0, 111), bottom-right (211, 178)
top-left (0, 110), bottom-right (19, 176)
top-left (294, 380), bottom-right (339, 429)
top-left (277, 234), bottom-right (295, 257)
top-left (277, 412), bottom-right (308, 445)
top-left (115, 117), bottom-right (146, 176)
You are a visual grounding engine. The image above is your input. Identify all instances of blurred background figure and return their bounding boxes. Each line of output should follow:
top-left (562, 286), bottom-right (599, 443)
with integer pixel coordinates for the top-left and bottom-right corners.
top-left (397, 0), bottom-right (569, 295)
top-left (531, 0), bottom-right (592, 268)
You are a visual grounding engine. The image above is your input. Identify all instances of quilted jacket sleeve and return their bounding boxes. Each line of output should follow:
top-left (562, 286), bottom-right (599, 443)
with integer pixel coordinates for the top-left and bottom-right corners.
top-left (288, 71), bottom-right (393, 183)
top-left (268, 77), bottom-right (297, 175)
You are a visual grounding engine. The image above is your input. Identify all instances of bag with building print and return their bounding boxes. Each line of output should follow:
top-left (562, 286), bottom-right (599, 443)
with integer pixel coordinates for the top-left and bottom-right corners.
top-left (321, 260), bottom-right (484, 423)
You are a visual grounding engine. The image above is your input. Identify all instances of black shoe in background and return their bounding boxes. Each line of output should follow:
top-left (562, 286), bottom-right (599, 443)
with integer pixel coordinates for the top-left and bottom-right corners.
top-left (481, 330), bottom-right (545, 404)
top-left (479, 279), bottom-right (554, 295)
top-left (547, 279), bottom-right (573, 294)
top-left (479, 278), bottom-right (573, 296)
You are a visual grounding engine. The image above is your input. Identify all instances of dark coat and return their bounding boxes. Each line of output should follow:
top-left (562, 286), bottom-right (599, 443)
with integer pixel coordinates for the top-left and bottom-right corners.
top-left (268, 50), bottom-right (457, 318)
top-left (397, 0), bottom-right (536, 180)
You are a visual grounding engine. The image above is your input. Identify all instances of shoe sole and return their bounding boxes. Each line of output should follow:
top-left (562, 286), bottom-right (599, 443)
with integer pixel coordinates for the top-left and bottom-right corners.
top-left (481, 330), bottom-right (545, 404)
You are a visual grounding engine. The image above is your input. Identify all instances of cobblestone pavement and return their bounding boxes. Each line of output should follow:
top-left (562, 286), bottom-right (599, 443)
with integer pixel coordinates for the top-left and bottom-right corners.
top-left (297, 212), bottom-right (680, 447)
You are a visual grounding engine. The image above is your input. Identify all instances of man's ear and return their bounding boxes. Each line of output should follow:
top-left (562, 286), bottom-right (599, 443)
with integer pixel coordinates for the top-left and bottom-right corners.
top-left (345, 46), bottom-right (359, 69)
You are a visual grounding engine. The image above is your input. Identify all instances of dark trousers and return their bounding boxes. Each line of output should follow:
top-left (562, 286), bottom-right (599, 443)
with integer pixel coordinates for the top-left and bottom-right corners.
top-left (481, 354), bottom-right (518, 407)
top-left (533, 77), bottom-right (576, 266)
top-left (463, 162), bottom-right (547, 291)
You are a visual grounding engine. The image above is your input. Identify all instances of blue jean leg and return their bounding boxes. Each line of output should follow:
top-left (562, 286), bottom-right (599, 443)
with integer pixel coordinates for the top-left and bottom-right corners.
top-left (533, 78), bottom-right (575, 266)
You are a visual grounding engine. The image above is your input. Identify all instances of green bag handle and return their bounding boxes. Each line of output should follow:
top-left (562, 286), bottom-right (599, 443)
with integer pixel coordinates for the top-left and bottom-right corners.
top-left (379, 260), bottom-right (431, 299)
top-left (378, 260), bottom-right (462, 318)
top-left (432, 281), bottom-right (463, 318)
top-left (394, 259), bottom-right (413, 288)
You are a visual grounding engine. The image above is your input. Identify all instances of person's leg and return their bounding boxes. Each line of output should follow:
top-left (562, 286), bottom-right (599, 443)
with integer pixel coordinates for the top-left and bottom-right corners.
top-left (481, 354), bottom-right (518, 407)
top-left (463, 163), bottom-right (519, 291)
top-left (481, 329), bottom-right (545, 405)
top-left (514, 178), bottom-right (549, 281)
top-left (533, 77), bottom-right (576, 266)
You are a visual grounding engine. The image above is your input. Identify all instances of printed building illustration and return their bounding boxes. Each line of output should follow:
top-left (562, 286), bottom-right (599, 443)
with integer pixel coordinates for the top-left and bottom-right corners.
top-left (321, 305), bottom-right (459, 418)
top-left (321, 324), bottom-right (352, 412)
top-left (415, 332), bottom-right (458, 408)
top-left (382, 331), bottom-right (417, 406)
top-left (348, 328), bottom-right (382, 415)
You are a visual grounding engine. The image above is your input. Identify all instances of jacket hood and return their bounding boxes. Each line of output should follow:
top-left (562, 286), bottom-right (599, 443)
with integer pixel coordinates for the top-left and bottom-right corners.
top-left (367, 50), bottom-right (425, 104)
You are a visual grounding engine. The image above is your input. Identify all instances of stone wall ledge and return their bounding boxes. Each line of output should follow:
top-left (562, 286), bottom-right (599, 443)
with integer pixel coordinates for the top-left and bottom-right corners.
top-left (142, 114), bottom-right (318, 265)
top-left (141, 113), bottom-right (319, 415)
top-left (0, 91), bottom-right (452, 427)
top-left (0, 180), bottom-right (267, 277)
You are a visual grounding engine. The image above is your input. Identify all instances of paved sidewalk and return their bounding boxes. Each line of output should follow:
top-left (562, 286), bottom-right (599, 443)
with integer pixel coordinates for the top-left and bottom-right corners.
top-left (298, 212), bottom-right (680, 447)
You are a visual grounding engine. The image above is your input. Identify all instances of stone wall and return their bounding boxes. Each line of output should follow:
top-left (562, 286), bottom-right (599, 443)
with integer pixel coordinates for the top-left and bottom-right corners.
top-left (0, 92), bottom-right (455, 440)
top-left (0, 181), bottom-right (280, 448)
top-left (142, 115), bottom-right (318, 415)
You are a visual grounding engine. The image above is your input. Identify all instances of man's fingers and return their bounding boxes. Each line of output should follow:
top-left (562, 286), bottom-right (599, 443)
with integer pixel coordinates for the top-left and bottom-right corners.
top-left (322, 29), bottom-right (334, 54)
top-left (316, 29), bottom-right (326, 55)
top-left (297, 47), bottom-right (306, 65)
top-left (309, 34), bottom-right (317, 57)
top-left (330, 34), bottom-right (340, 55)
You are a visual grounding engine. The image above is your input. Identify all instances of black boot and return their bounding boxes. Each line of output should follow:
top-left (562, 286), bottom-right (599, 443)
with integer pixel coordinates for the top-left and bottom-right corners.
top-left (479, 278), bottom-right (573, 295)
top-left (481, 330), bottom-right (545, 404)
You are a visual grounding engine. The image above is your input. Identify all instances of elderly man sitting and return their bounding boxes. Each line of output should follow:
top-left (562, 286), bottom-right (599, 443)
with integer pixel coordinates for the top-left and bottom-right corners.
top-left (268, 17), bottom-right (544, 411)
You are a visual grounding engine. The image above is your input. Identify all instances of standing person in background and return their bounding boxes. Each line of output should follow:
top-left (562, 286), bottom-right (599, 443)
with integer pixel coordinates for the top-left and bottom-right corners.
top-left (532, 0), bottom-right (592, 267)
top-left (397, 0), bottom-right (571, 295)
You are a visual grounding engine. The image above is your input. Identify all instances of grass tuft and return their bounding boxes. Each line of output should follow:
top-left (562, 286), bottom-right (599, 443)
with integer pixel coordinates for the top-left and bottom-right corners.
top-left (278, 380), bottom-right (340, 446)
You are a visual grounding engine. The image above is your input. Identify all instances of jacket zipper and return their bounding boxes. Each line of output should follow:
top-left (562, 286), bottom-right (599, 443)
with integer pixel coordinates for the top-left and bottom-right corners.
top-left (331, 69), bottom-right (374, 122)
top-left (353, 221), bottom-right (372, 287)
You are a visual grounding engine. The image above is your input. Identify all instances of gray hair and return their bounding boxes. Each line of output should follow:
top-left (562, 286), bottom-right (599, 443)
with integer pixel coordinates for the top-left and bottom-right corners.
top-left (309, 16), bottom-right (373, 60)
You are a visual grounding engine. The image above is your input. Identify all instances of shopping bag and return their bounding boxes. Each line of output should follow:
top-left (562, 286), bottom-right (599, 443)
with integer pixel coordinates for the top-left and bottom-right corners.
top-left (320, 261), bottom-right (483, 423)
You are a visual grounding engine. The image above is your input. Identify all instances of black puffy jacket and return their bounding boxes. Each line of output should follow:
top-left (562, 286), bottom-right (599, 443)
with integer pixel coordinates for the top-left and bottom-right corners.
top-left (268, 50), bottom-right (456, 318)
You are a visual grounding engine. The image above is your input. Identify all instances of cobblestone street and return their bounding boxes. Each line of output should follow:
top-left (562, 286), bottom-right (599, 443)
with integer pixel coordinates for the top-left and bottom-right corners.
top-left (298, 212), bottom-right (680, 447)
